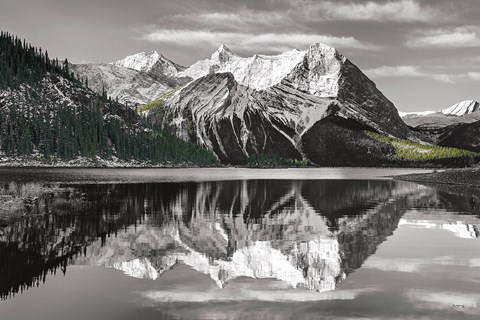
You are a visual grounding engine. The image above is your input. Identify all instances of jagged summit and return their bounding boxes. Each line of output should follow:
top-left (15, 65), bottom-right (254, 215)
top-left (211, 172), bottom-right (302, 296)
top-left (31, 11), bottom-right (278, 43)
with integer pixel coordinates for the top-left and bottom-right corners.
top-left (178, 42), bottom-right (348, 92)
top-left (112, 51), bottom-right (162, 72)
top-left (441, 100), bottom-right (480, 116)
top-left (179, 44), bottom-right (311, 90)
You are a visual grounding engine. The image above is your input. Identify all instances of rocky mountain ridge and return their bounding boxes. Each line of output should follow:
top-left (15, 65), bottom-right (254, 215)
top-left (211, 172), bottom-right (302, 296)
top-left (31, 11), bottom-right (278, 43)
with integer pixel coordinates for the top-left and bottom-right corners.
top-left (72, 50), bottom-right (190, 106)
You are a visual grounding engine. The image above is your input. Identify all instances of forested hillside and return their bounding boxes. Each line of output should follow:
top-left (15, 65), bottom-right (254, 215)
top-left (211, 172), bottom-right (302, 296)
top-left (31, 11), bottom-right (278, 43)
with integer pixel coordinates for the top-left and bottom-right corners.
top-left (0, 32), bottom-right (217, 166)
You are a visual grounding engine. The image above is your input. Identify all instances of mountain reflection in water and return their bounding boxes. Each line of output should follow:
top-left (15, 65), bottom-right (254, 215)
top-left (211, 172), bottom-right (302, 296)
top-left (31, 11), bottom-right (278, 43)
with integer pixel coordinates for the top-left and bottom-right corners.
top-left (0, 179), bottom-right (479, 302)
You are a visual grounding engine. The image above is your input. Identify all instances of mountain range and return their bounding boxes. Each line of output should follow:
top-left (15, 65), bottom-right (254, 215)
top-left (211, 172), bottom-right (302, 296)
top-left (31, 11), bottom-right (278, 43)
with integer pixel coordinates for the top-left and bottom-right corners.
top-left (2, 31), bottom-right (480, 166)
top-left (73, 43), bottom-right (480, 166)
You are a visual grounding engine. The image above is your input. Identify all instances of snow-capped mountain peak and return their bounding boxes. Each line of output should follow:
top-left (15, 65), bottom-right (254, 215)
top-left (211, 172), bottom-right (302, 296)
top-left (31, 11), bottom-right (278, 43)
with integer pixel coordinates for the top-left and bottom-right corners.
top-left (441, 100), bottom-right (480, 116)
top-left (211, 44), bottom-right (238, 62)
top-left (111, 50), bottom-right (185, 77)
top-left (112, 51), bottom-right (163, 72)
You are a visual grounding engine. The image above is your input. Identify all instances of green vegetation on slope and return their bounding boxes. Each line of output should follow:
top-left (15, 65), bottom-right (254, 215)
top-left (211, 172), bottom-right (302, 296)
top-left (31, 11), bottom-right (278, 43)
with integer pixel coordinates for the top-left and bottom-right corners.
top-left (136, 90), bottom-right (177, 114)
top-left (364, 131), bottom-right (480, 162)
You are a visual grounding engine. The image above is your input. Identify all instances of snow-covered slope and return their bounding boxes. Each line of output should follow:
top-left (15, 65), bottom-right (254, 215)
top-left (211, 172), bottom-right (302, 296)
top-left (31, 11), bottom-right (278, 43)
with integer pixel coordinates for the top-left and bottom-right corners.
top-left (441, 100), bottom-right (480, 116)
top-left (179, 45), bottom-right (306, 90)
top-left (73, 51), bottom-right (190, 106)
top-left (151, 43), bottom-right (412, 164)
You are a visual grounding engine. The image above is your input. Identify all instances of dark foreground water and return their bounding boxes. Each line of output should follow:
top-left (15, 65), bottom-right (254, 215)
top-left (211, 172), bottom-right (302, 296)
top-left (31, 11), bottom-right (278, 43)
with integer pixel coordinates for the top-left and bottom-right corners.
top-left (0, 168), bottom-right (479, 320)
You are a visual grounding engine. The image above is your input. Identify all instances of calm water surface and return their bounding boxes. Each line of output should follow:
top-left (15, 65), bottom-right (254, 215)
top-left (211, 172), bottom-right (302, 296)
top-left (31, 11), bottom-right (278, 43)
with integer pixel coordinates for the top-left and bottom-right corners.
top-left (0, 168), bottom-right (479, 320)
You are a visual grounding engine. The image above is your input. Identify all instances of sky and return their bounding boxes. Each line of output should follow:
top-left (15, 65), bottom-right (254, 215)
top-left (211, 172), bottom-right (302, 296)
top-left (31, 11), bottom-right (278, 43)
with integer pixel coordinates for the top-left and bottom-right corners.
top-left (1, 0), bottom-right (480, 112)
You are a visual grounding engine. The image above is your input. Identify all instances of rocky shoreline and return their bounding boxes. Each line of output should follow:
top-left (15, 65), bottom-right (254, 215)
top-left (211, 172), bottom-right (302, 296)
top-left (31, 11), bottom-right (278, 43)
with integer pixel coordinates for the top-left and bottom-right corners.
top-left (395, 168), bottom-right (480, 187)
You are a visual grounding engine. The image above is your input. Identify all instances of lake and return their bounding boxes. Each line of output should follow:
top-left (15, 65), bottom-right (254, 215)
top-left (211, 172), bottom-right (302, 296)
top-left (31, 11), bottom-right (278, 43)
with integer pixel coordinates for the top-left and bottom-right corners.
top-left (0, 168), bottom-right (479, 320)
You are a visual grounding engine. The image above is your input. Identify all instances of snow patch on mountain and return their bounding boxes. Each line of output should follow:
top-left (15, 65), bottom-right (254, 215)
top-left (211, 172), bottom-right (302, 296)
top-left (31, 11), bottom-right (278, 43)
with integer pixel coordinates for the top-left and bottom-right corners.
top-left (399, 110), bottom-right (436, 118)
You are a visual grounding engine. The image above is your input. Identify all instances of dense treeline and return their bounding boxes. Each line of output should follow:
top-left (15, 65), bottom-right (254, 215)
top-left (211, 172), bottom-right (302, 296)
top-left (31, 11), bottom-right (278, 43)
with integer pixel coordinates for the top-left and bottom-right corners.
top-left (0, 31), bottom-right (82, 89)
top-left (247, 153), bottom-right (309, 167)
top-left (0, 31), bottom-right (217, 165)
top-left (0, 99), bottom-right (216, 164)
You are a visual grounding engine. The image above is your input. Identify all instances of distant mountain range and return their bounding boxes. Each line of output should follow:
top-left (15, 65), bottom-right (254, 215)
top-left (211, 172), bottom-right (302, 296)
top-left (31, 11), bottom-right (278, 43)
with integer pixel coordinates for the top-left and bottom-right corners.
top-left (2, 31), bottom-right (480, 166)
top-left (400, 100), bottom-right (480, 152)
top-left (401, 100), bottom-right (480, 127)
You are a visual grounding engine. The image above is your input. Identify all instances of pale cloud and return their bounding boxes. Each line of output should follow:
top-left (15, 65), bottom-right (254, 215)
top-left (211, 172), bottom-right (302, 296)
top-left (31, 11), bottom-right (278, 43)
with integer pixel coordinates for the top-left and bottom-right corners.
top-left (141, 286), bottom-right (377, 303)
top-left (363, 255), bottom-right (480, 273)
top-left (161, 11), bottom-right (295, 33)
top-left (468, 72), bottom-right (480, 81)
top-left (141, 29), bottom-right (373, 52)
top-left (364, 65), bottom-right (424, 78)
top-left (318, 0), bottom-right (440, 22)
top-left (470, 258), bottom-right (480, 267)
top-left (431, 72), bottom-right (480, 83)
top-left (406, 289), bottom-right (480, 310)
top-left (407, 26), bottom-right (480, 48)
top-left (431, 74), bottom-right (463, 83)
top-left (365, 65), bottom-right (480, 83)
